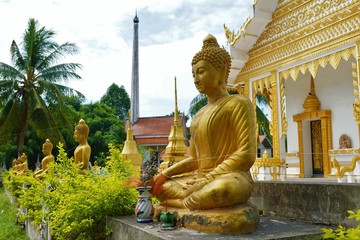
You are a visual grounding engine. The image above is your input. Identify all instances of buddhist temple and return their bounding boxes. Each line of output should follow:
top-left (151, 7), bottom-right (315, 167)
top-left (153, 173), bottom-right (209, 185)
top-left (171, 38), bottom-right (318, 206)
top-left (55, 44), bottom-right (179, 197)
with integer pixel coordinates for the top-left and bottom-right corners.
top-left (225, 0), bottom-right (360, 182)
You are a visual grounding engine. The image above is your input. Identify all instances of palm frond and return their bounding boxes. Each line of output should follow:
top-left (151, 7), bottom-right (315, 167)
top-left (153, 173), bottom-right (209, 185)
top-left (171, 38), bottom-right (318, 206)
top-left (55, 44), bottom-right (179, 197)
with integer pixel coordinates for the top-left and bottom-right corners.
top-left (38, 63), bottom-right (82, 83)
top-left (0, 62), bottom-right (25, 80)
top-left (37, 42), bottom-right (79, 71)
top-left (256, 106), bottom-right (271, 142)
top-left (0, 99), bottom-right (22, 135)
top-left (10, 41), bottom-right (25, 70)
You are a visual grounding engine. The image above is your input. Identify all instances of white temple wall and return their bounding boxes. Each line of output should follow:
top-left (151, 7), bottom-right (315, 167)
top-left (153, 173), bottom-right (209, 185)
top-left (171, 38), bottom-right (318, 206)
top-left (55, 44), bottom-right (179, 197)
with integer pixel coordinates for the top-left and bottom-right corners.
top-left (315, 60), bottom-right (358, 149)
top-left (284, 75), bottom-right (308, 153)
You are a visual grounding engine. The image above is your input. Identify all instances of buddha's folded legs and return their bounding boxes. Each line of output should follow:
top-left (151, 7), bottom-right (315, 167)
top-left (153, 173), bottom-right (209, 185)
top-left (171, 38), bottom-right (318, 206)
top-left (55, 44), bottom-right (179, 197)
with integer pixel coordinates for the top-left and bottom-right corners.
top-left (156, 174), bottom-right (195, 205)
top-left (184, 172), bottom-right (252, 210)
top-left (157, 172), bottom-right (252, 210)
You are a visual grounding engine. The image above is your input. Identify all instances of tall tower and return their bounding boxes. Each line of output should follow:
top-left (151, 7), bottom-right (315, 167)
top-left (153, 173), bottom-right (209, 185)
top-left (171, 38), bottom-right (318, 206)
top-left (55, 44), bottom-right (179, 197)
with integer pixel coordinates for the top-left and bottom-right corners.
top-left (131, 12), bottom-right (139, 124)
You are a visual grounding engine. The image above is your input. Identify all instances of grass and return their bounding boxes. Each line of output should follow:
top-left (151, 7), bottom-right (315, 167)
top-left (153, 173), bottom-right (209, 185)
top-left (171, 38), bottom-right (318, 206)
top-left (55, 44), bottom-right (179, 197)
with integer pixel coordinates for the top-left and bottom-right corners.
top-left (0, 186), bottom-right (29, 240)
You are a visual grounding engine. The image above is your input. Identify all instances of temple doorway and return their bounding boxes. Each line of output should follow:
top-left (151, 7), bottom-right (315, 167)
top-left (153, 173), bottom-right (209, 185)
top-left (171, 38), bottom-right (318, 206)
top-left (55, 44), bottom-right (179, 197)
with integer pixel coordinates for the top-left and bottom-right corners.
top-left (311, 120), bottom-right (323, 176)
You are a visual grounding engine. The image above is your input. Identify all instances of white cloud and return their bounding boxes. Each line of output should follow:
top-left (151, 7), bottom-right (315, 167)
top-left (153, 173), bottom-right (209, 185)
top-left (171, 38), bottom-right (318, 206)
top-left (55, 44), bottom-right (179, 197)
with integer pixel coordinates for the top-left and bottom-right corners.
top-left (0, 0), bottom-right (253, 118)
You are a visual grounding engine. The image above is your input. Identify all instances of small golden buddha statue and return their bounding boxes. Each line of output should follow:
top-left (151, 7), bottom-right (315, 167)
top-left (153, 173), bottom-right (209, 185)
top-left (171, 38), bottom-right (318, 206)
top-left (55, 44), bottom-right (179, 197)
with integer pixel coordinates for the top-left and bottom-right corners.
top-left (15, 153), bottom-right (28, 175)
top-left (12, 158), bottom-right (19, 172)
top-left (73, 119), bottom-right (91, 173)
top-left (151, 34), bottom-right (259, 234)
top-left (34, 139), bottom-right (55, 179)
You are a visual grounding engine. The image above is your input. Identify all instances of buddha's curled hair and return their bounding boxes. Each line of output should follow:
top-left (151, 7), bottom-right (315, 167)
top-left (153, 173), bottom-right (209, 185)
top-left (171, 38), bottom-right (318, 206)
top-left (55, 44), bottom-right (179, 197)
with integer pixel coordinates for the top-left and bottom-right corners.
top-left (191, 34), bottom-right (231, 83)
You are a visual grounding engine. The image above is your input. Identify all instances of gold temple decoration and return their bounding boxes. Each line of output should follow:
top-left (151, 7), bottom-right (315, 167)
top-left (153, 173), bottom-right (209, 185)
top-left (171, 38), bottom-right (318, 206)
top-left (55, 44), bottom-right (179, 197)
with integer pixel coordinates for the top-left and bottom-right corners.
top-left (228, 0), bottom-right (360, 181)
top-left (240, 0), bottom-right (360, 75)
top-left (293, 76), bottom-right (333, 177)
top-left (160, 77), bottom-right (187, 171)
top-left (279, 78), bottom-right (288, 137)
top-left (121, 110), bottom-right (142, 166)
top-left (279, 47), bottom-right (356, 82)
top-left (333, 156), bottom-right (360, 178)
top-left (224, 17), bottom-right (251, 46)
top-left (303, 76), bottom-right (320, 112)
top-left (353, 41), bottom-right (360, 145)
top-left (352, 61), bottom-right (360, 124)
top-left (251, 72), bottom-right (285, 181)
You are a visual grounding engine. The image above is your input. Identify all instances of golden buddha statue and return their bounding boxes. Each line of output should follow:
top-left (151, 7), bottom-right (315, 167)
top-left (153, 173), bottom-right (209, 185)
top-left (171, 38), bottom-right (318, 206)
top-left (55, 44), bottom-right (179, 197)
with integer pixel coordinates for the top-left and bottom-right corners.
top-left (34, 139), bottom-right (55, 179)
top-left (152, 34), bottom-right (259, 234)
top-left (73, 119), bottom-right (91, 173)
top-left (15, 153), bottom-right (28, 175)
top-left (12, 158), bottom-right (19, 172)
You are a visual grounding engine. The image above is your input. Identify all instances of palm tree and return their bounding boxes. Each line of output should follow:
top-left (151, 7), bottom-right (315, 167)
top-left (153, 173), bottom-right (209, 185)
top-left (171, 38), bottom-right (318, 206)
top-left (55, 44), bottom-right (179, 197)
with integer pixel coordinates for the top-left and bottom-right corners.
top-left (0, 18), bottom-right (84, 156)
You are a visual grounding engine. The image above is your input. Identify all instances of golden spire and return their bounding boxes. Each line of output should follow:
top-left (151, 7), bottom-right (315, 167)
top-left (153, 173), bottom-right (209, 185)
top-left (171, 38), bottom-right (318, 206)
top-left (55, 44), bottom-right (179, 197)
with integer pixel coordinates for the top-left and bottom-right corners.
top-left (121, 109), bottom-right (142, 166)
top-left (159, 77), bottom-right (188, 171)
top-left (303, 76), bottom-right (321, 112)
top-left (174, 77), bottom-right (179, 126)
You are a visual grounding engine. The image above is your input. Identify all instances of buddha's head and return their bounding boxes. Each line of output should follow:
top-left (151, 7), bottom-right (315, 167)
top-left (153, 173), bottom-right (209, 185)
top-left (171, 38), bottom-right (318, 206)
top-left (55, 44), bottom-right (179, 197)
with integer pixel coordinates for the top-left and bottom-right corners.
top-left (42, 139), bottom-right (53, 155)
top-left (192, 34), bottom-right (231, 89)
top-left (74, 119), bottom-right (89, 143)
top-left (20, 153), bottom-right (27, 163)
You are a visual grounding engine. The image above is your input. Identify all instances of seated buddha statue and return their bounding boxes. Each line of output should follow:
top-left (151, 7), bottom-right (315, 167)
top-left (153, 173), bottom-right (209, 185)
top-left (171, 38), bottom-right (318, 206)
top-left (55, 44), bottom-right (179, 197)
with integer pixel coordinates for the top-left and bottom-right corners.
top-left (34, 139), bottom-right (55, 179)
top-left (152, 34), bottom-right (257, 212)
top-left (15, 153), bottom-right (28, 175)
top-left (73, 119), bottom-right (91, 173)
top-left (12, 158), bottom-right (20, 172)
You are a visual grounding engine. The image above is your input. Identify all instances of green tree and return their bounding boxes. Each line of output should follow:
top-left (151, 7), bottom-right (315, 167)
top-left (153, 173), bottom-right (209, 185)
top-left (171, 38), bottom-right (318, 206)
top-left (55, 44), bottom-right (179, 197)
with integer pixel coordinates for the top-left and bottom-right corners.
top-left (100, 83), bottom-right (130, 120)
top-left (0, 18), bottom-right (83, 156)
top-left (79, 102), bottom-right (126, 165)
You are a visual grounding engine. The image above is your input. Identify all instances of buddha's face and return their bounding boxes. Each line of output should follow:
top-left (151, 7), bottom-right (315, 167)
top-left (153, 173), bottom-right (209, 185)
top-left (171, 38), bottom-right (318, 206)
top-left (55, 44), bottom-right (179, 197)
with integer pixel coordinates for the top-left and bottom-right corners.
top-left (42, 145), bottom-right (51, 155)
top-left (192, 60), bottom-right (221, 96)
top-left (74, 129), bottom-right (85, 143)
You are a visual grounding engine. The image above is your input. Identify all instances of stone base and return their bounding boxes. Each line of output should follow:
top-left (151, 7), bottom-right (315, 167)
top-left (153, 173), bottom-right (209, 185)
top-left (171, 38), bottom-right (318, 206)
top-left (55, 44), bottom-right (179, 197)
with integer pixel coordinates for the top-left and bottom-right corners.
top-left (107, 215), bottom-right (325, 240)
top-left (154, 203), bottom-right (260, 235)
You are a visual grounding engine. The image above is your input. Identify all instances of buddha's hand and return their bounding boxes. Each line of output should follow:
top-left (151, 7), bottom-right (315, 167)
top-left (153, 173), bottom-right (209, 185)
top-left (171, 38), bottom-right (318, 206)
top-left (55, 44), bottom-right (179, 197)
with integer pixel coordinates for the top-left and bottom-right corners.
top-left (186, 178), bottom-right (209, 193)
top-left (150, 173), bottom-right (167, 195)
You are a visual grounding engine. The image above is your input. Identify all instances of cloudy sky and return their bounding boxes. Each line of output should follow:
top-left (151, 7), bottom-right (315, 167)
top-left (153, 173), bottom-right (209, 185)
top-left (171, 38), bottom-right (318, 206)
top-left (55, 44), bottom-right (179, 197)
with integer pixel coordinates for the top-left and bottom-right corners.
top-left (0, 0), bottom-right (252, 118)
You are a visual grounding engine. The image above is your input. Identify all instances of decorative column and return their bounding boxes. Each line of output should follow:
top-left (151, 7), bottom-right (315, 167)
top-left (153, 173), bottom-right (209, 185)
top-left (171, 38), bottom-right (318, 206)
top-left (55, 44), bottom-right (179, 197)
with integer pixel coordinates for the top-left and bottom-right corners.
top-left (353, 42), bottom-right (360, 144)
top-left (296, 121), bottom-right (304, 178)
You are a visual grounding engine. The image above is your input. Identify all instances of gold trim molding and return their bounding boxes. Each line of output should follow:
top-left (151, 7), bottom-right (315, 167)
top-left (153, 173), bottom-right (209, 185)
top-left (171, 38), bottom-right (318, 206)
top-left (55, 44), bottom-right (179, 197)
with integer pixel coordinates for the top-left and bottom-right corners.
top-left (255, 0), bottom-right (357, 49)
top-left (279, 47), bottom-right (356, 81)
top-left (240, 2), bottom-right (360, 74)
top-left (329, 148), bottom-right (360, 155)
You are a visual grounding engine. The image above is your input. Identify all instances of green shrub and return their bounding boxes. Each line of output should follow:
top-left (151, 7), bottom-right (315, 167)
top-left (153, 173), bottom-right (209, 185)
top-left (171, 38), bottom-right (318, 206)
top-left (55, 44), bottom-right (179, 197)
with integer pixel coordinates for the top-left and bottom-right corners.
top-left (3, 143), bottom-right (138, 240)
top-left (322, 210), bottom-right (360, 240)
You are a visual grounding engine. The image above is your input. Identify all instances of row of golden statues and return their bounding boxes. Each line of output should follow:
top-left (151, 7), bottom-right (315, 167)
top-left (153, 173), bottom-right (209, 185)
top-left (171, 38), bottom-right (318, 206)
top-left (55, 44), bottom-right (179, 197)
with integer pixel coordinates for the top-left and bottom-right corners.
top-left (12, 119), bottom-right (92, 178)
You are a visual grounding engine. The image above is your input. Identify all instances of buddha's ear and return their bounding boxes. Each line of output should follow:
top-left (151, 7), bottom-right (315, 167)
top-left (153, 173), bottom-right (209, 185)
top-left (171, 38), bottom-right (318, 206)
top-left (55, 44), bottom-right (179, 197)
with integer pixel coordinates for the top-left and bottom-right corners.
top-left (218, 66), bottom-right (227, 88)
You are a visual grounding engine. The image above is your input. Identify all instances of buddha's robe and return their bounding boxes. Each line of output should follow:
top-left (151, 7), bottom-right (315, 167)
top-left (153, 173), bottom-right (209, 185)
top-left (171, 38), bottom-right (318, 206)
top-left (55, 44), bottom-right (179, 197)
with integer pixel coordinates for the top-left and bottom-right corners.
top-left (157, 94), bottom-right (256, 210)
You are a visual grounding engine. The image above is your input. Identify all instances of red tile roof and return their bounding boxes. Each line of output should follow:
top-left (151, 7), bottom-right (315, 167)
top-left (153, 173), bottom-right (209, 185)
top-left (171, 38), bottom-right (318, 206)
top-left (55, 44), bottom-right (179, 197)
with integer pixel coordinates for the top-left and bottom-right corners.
top-left (127, 116), bottom-right (188, 146)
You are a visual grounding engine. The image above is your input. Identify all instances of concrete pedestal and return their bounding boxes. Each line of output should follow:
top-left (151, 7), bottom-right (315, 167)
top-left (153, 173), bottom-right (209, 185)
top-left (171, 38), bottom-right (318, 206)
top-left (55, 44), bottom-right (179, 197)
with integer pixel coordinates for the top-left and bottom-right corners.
top-left (106, 215), bottom-right (324, 240)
